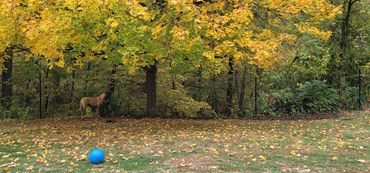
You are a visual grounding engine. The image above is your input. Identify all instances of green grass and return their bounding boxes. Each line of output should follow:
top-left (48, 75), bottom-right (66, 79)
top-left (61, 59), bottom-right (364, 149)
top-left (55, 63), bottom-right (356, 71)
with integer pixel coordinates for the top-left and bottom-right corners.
top-left (0, 111), bottom-right (369, 172)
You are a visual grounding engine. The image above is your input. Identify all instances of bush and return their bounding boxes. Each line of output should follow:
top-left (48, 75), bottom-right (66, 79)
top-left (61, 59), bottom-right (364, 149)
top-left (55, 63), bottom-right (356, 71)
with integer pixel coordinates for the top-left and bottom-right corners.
top-left (298, 80), bottom-right (338, 113)
top-left (271, 88), bottom-right (298, 114)
top-left (344, 87), bottom-right (360, 110)
top-left (100, 96), bottom-right (124, 117)
top-left (270, 80), bottom-right (338, 115)
top-left (0, 105), bottom-right (32, 120)
top-left (158, 87), bottom-right (216, 118)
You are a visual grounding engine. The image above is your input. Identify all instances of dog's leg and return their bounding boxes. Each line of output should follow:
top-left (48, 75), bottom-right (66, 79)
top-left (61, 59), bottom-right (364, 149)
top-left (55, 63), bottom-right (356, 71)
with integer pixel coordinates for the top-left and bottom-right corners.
top-left (96, 106), bottom-right (100, 117)
top-left (79, 101), bottom-right (83, 116)
top-left (80, 101), bottom-right (86, 117)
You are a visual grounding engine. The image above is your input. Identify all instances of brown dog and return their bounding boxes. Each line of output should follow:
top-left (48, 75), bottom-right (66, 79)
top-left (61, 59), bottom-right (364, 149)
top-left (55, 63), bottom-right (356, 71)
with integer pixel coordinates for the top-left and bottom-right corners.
top-left (79, 93), bottom-right (106, 116)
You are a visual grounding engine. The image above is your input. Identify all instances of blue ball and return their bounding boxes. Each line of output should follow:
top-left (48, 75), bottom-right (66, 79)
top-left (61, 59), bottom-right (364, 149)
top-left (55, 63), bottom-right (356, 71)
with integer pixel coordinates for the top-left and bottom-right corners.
top-left (88, 148), bottom-right (105, 164)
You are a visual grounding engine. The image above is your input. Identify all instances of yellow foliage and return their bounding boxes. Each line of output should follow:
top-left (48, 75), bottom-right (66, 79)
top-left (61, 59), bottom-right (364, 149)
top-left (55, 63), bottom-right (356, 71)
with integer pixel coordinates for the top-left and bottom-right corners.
top-left (0, 0), bottom-right (341, 72)
top-left (55, 59), bottom-right (65, 68)
top-left (107, 18), bottom-right (120, 28)
top-left (229, 6), bottom-right (253, 25)
top-left (74, 59), bottom-right (84, 69)
top-left (0, 57), bottom-right (5, 72)
top-left (171, 26), bottom-right (190, 41)
top-left (298, 23), bottom-right (332, 41)
top-left (152, 23), bottom-right (167, 39)
top-left (202, 51), bottom-right (215, 60)
top-left (0, 1), bottom-right (16, 52)
top-left (214, 41), bottom-right (236, 55)
top-left (125, 0), bottom-right (153, 21)
top-left (234, 51), bottom-right (244, 60)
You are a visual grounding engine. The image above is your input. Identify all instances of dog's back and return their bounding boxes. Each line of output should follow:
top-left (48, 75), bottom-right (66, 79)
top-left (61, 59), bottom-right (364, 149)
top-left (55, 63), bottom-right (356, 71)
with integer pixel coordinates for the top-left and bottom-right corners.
top-left (79, 93), bottom-right (106, 116)
top-left (80, 97), bottom-right (99, 107)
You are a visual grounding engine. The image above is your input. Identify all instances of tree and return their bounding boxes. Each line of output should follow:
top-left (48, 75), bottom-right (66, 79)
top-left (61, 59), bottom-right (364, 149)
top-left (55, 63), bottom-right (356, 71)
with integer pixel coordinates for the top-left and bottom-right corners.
top-left (338, 0), bottom-right (360, 109)
top-left (0, 1), bottom-right (29, 108)
top-left (16, 0), bottom-right (204, 116)
top-left (0, 0), bottom-right (346, 118)
top-left (195, 0), bottom-right (340, 116)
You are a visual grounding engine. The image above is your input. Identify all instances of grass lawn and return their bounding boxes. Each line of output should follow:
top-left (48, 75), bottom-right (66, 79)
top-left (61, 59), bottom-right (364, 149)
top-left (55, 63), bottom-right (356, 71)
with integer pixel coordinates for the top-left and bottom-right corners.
top-left (0, 111), bottom-right (369, 172)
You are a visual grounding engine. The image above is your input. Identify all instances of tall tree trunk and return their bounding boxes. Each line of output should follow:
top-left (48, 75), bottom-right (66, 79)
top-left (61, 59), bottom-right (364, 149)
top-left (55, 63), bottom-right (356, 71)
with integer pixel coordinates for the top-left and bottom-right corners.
top-left (145, 61), bottom-right (158, 116)
top-left (226, 56), bottom-right (234, 116)
top-left (358, 65), bottom-right (362, 110)
top-left (70, 70), bottom-right (75, 103)
top-left (254, 67), bottom-right (261, 117)
top-left (44, 68), bottom-right (50, 114)
top-left (195, 68), bottom-right (202, 101)
top-left (83, 62), bottom-right (91, 96)
top-left (24, 80), bottom-right (32, 106)
top-left (235, 65), bottom-right (248, 117)
top-left (1, 50), bottom-right (13, 109)
top-left (172, 81), bottom-right (176, 90)
top-left (170, 61), bottom-right (176, 90)
top-left (210, 76), bottom-right (218, 114)
top-left (127, 86), bottom-right (131, 115)
top-left (339, 0), bottom-right (355, 109)
top-left (105, 64), bottom-right (118, 118)
top-left (39, 71), bottom-right (43, 119)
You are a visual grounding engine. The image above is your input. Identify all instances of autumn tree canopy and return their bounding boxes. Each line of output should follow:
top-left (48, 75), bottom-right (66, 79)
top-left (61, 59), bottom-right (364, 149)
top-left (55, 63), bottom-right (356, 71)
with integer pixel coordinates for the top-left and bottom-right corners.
top-left (2, 0), bottom-right (366, 119)
top-left (0, 0), bottom-right (341, 72)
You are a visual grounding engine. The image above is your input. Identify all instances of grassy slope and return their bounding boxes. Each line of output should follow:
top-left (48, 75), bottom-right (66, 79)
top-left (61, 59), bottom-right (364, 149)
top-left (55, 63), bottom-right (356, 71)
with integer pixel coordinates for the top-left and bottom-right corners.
top-left (0, 111), bottom-right (369, 172)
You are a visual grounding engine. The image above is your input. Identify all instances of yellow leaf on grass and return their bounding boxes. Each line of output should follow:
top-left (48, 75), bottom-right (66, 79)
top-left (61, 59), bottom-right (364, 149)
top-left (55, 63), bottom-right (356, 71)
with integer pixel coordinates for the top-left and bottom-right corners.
top-left (2, 166), bottom-right (10, 173)
top-left (357, 159), bottom-right (366, 163)
top-left (259, 155), bottom-right (267, 161)
top-left (290, 150), bottom-right (297, 156)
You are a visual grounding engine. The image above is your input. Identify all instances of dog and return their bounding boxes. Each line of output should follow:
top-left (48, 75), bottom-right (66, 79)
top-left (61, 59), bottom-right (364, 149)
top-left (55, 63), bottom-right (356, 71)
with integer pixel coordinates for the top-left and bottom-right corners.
top-left (79, 92), bottom-right (106, 117)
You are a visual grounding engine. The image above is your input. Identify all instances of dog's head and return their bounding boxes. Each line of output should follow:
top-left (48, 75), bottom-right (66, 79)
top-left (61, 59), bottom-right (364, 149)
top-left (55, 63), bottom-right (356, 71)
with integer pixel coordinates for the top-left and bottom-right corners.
top-left (100, 92), bottom-right (107, 99)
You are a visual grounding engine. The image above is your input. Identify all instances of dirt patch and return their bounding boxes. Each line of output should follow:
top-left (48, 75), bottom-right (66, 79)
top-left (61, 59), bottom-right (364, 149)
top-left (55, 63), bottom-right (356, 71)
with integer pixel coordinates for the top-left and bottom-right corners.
top-left (164, 155), bottom-right (220, 172)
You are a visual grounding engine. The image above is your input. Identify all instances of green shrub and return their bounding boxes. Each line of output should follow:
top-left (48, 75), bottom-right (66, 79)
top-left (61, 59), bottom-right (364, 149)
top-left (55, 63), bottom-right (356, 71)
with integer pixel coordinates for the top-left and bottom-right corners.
top-left (344, 87), bottom-right (360, 110)
top-left (158, 87), bottom-right (216, 118)
top-left (0, 105), bottom-right (32, 120)
top-left (99, 96), bottom-right (124, 117)
top-left (271, 88), bottom-right (295, 114)
top-left (298, 80), bottom-right (338, 113)
top-left (270, 80), bottom-right (338, 115)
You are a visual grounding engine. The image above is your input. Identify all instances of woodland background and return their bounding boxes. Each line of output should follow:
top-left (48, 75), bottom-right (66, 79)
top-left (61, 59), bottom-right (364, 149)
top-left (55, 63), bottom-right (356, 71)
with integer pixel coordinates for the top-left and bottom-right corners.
top-left (0, 0), bottom-right (369, 119)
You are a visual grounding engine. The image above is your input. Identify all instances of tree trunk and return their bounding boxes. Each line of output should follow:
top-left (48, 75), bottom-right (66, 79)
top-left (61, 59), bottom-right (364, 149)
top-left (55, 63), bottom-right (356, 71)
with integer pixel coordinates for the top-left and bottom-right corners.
top-left (83, 62), bottom-right (91, 96)
top-left (70, 70), bottom-right (75, 103)
top-left (39, 72), bottom-right (43, 119)
top-left (197, 68), bottom-right (203, 100)
top-left (24, 80), bottom-right (32, 106)
top-left (226, 56), bottom-right (234, 116)
top-left (105, 64), bottom-right (118, 118)
top-left (235, 65), bottom-right (248, 117)
top-left (358, 65), bottom-right (362, 110)
top-left (127, 86), bottom-right (131, 115)
top-left (172, 80), bottom-right (176, 90)
top-left (210, 76), bottom-right (218, 114)
top-left (145, 62), bottom-right (158, 116)
top-left (339, 0), bottom-right (355, 109)
top-left (44, 68), bottom-right (50, 114)
top-left (1, 51), bottom-right (13, 109)
top-left (254, 67), bottom-right (261, 117)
